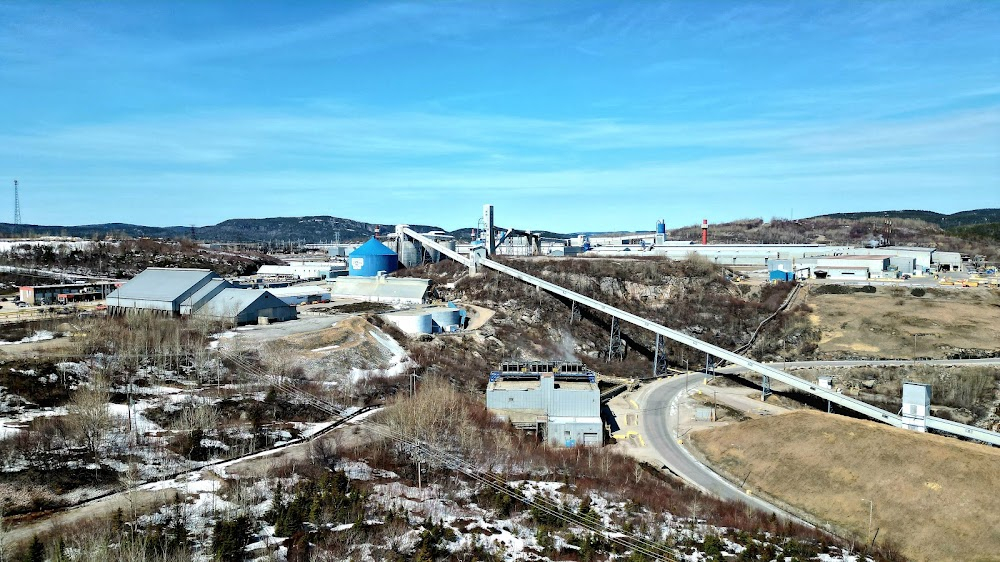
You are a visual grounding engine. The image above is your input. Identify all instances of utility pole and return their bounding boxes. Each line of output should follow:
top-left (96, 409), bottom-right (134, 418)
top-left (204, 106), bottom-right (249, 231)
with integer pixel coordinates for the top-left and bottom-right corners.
top-left (684, 359), bottom-right (690, 394)
top-left (861, 498), bottom-right (873, 544)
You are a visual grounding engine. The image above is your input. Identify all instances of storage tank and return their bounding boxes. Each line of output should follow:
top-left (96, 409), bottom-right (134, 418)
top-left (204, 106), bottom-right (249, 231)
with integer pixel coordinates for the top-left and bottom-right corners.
top-left (428, 307), bottom-right (462, 331)
top-left (397, 239), bottom-right (423, 269)
top-left (426, 245), bottom-right (441, 263)
top-left (348, 238), bottom-right (398, 276)
top-left (383, 311), bottom-right (433, 335)
top-left (656, 220), bottom-right (666, 235)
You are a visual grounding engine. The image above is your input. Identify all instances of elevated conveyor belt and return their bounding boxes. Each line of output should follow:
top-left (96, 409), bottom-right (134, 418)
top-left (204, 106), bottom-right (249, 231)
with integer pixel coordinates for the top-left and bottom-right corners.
top-left (401, 227), bottom-right (1000, 447)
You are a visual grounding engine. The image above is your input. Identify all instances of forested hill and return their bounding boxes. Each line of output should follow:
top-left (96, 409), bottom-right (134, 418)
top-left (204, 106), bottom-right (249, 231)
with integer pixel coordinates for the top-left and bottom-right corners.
top-left (0, 216), bottom-right (442, 243)
top-left (812, 209), bottom-right (1000, 229)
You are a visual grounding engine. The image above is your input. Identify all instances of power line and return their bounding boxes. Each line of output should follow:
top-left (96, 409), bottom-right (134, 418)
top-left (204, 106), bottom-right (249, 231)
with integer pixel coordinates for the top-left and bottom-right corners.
top-left (220, 348), bottom-right (682, 561)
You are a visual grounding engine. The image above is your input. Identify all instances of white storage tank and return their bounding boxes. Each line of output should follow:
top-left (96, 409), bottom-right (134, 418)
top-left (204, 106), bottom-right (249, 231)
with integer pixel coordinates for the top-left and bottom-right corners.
top-left (384, 310), bottom-right (433, 335)
top-left (428, 307), bottom-right (462, 331)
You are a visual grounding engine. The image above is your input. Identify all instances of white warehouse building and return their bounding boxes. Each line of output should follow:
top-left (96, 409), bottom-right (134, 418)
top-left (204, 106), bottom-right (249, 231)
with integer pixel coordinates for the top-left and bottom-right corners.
top-left (257, 261), bottom-right (346, 280)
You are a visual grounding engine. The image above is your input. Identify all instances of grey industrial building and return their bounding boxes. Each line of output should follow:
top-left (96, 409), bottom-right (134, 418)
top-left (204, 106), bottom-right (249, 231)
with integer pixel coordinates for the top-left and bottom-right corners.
top-left (106, 268), bottom-right (296, 324)
top-left (331, 274), bottom-right (430, 305)
top-left (485, 361), bottom-right (603, 447)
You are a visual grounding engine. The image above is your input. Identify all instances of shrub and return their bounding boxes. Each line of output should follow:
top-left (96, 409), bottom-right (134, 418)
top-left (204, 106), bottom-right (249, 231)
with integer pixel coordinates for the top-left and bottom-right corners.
top-left (212, 515), bottom-right (253, 562)
top-left (910, 288), bottom-right (926, 297)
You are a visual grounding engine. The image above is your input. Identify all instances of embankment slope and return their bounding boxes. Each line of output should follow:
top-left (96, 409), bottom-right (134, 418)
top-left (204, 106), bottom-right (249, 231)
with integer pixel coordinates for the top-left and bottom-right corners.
top-left (690, 410), bottom-right (1000, 562)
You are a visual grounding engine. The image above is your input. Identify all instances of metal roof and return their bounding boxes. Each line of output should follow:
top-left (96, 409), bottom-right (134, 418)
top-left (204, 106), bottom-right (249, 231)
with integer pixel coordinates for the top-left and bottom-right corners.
top-left (107, 268), bottom-right (220, 303)
top-left (264, 285), bottom-right (330, 297)
top-left (195, 288), bottom-right (283, 317)
top-left (183, 278), bottom-right (232, 307)
top-left (332, 276), bottom-right (428, 300)
top-left (349, 237), bottom-right (397, 257)
top-left (821, 254), bottom-right (892, 260)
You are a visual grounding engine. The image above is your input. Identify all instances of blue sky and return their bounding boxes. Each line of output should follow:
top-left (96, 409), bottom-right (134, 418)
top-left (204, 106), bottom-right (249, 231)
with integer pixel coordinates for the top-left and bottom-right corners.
top-left (1, 1), bottom-right (998, 232)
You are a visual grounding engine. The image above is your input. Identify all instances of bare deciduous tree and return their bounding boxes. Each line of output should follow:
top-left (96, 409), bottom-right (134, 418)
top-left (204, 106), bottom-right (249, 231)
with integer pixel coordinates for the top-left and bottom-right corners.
top-left (69, 374), bottom-right (114, 466)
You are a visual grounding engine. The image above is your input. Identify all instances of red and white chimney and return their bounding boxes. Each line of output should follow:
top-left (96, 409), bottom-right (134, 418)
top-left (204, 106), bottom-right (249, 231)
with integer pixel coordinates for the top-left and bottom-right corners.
top-left (701, 219), bottom-right (708, 245)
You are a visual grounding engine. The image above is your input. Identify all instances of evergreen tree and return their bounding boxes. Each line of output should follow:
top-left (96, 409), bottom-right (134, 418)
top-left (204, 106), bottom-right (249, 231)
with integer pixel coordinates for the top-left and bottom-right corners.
top-left (23, 536), bottom-right (44, 562)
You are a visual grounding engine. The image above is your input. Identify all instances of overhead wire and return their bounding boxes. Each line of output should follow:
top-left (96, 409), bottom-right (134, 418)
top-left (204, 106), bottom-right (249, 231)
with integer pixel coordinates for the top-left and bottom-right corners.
top-left (219, 347), bottom-right (682, 561)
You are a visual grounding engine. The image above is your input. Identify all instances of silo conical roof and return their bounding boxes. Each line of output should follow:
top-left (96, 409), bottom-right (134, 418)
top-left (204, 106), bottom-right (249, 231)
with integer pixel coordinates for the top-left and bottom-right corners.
top-left (350, 237), bottom-right (397, 257)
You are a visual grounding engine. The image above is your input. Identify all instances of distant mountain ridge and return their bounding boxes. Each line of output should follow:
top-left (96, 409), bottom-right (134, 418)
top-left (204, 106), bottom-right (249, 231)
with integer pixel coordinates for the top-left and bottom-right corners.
top-left (0, 216), bottom-right (443, 244)
top-left (811, 209), bottom-right (1000, 229)
top-left (1, 208), bottom-right (996, 244)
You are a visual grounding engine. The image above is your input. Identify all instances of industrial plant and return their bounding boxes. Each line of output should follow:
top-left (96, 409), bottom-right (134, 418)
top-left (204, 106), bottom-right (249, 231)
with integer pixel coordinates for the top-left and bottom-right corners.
top-left (486, 362), bottom-right (603, 447)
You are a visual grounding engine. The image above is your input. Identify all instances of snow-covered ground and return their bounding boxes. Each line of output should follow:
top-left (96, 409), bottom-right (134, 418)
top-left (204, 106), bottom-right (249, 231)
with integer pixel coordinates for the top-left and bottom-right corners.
top-left (347, 329), bottom-right (415, 383)
top-left (0, 330), bottom-right (57, 345)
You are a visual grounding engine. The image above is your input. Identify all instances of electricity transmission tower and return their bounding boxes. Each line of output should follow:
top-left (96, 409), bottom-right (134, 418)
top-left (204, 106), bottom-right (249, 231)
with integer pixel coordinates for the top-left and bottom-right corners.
top-left (13, 179), bottom-right (21, 225)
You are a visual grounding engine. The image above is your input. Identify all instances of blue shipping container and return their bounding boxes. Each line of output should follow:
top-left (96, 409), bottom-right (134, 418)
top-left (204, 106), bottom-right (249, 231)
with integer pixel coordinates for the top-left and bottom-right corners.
top-left (769, 270), bottom-right (793, 282)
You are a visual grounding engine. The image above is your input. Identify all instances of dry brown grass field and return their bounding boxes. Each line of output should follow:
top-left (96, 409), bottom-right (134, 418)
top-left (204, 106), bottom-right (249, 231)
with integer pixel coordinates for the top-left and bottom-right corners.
top-left (806, 287), bottom-right (1000, 358)
top-left (690, 410), bottom-right (1000, 562)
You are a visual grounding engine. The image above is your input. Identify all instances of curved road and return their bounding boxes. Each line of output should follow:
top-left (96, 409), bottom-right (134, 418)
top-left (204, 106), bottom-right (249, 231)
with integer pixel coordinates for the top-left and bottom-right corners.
top-left (633, 358), bottom-right (1000, 524)
top-left (635, 373), bottom-right (807, 523)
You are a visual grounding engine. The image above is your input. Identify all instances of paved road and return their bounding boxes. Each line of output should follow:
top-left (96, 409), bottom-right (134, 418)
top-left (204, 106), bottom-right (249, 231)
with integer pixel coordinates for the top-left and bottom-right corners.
top-left (635, 374), bottom-right (807, 523)
top-left (634, 358), bottom-right (1000, 525)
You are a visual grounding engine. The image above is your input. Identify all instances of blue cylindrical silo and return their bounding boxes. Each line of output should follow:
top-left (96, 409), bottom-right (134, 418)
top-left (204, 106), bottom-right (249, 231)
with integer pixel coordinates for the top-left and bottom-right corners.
top-left (656, 220), bottom-right (666, 235)
top-left (348, 237), bottom-right (398, 276)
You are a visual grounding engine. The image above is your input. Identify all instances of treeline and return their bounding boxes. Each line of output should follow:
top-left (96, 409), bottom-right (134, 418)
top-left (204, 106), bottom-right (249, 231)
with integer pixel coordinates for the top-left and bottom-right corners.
top-left (0, 239), bottom-right (277, 278)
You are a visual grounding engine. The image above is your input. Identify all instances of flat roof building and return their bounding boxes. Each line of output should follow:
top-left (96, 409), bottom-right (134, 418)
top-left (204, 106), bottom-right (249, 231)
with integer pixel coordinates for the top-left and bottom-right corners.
top-left (331, 274), bottom-right (429, 304)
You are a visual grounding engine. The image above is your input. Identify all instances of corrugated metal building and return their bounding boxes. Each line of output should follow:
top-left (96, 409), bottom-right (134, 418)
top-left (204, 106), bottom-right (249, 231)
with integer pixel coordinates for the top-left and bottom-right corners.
top-left (106, 268), bottom-right (222, 314)
top-left (331, 274), bottom-right (429, 304)
top-left (814, 255), bottom-right (891, 271)
top-left (106, 268), bottom-right (296, 324)
top-left (179, 278), bottom-right (232, 315)
top-left (348, 238), bottom-right (398, 276)
top-left (813, 266), bottom-right (871, 280)
top-left (486, 362), bottom-right (603, 447)
top-left (862, 246), bottom-right (934, 271)
top-left (193, 288), bottom-right (297, 324)
top-left (889, 256), bottom-right (916, 274)
top-left (933, 251), bottom-right (962, 271)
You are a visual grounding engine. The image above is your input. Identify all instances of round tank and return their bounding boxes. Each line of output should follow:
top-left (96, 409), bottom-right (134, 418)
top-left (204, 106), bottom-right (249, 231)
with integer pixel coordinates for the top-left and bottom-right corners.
top-left (428, 307), bottom-right (461, 330)
top-left (426, 245), bottom-right (441, 263)
top-left (398, 239), bottom-right (423, 268)
top-left (384, 311), bottom-right (432, 334)
top-left (348, 237), bottom-right (398, 276)
top-left (656, 220), bottom-right (666, 234)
